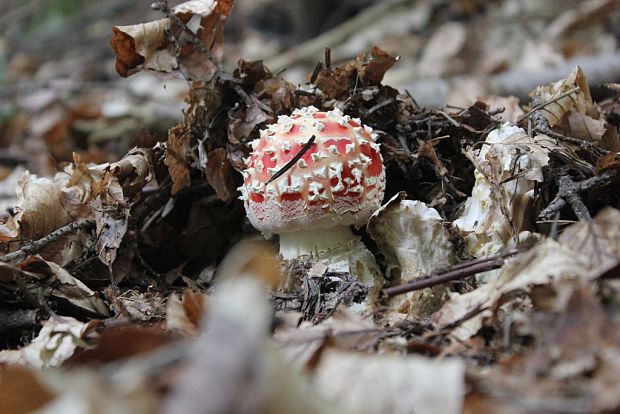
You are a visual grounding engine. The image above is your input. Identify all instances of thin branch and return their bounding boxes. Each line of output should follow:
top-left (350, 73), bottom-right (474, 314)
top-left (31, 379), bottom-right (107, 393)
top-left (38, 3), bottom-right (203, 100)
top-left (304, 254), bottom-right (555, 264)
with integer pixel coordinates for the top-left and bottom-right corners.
top-left (539, 170), bottom-right (616, 221)
top-left (266, 135), bottom-right (316, 184)
top-left (0, 219), bottom-right (95, 263)
top-left (540, 127), bottom-right (609, 157)
top-left (382, 249), bottom-right (525, 298)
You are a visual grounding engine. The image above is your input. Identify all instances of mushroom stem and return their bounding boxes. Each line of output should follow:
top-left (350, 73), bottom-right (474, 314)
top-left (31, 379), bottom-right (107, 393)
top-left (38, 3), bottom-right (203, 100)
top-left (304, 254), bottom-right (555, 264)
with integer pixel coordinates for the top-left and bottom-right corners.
top-left (278, 225), bottom-right (355, 260)
top-left (279, 225), bottom-right (382, 288)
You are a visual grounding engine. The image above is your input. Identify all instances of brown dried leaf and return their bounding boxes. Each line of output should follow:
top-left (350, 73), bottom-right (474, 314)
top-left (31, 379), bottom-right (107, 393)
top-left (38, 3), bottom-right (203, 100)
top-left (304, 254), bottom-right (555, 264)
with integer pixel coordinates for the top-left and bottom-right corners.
top-left (0, 364), bottom-right (54, 414)
top-left (255, 76), bottom-right (297, 113)
top-left (166, 289), bottom-right (208, 336)
top-left (357, 46), bottom-right (398, 87)
top-left (111, 0), bottom-right (234, 81)
top-left (314, 59), bottom-right (357, 100)
top-left (205, 147), bottom-right (236, 202)
top-left (563, 110), bottom-right (607, 145)
top-left (68, 325), bottom-right (172, 366)
top-left (165, 124), bottom-right (192, 195)
top-left (596, 152), bottom-right (620, 173)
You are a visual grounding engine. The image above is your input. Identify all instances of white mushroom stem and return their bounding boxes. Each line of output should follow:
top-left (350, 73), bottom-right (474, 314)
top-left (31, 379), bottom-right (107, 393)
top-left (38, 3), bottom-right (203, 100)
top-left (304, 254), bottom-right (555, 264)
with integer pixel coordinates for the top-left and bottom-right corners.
top-left (278, 225), bottom-right (356, 260)
top-left (278, 225), bottom-right (382, 287)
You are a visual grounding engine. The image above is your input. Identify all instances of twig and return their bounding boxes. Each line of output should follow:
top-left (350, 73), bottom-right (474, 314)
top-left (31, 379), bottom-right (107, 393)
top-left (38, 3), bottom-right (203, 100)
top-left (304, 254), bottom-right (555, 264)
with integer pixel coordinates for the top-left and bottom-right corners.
top-left (539, 170), bottom-right (616, 221)
top-left (266, 135), bottom-right (316, 184)
top-left (539, 127), bottom-right (609, 157)
top-left (382, 250), bottom-right (525, 298)
top-left (0, 219), bottom-right (95, 263)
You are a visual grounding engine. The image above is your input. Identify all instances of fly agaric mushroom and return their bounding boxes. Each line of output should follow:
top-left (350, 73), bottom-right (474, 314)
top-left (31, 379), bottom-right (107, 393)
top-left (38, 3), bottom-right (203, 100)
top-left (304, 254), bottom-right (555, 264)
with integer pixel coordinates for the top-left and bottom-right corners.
top-left (238, 106), bottom-right (385, 284)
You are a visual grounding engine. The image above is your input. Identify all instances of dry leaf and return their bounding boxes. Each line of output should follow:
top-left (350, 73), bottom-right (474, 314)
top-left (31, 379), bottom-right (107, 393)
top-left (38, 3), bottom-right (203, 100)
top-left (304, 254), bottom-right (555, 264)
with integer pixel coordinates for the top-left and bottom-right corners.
top-left (93, 197), bottom-right (129, 272)
top-left (205, 148), bottom-right (236, 202)
top-left (0, 316), bottom-right (96, 369)
top-left (109, 147), bottom-right (154, 197)
top-left (227, 95), bottom-right (271, 144)
top-left (111, 0), bottom-right (234, 81)
top-left (313, 349), bottom-right (465, 414)
top-left (436, 208), bottom-right (620, 341)
top-left (0, 364), bottom-right (55, 414)
top-left (15, 172), bottom-right (74, 240)
top-left (166, 289), bottom-right (208, 336)
top-left (531, 65), bottom-right (596, 128)
top-left (67, 325), bottom-right (171, 366)
top-left (165, 124), bottom-right (192, 195)
top-left (357, 46), bottom-right (398, 86)
top-left (530, 66), bottom-right (620, 150)
top-left (20, 256), bottom-right (111, 317)
top-left (315, 59), bottom-right (358, 100)
top-left (368, 192), bottom-right (454, 319)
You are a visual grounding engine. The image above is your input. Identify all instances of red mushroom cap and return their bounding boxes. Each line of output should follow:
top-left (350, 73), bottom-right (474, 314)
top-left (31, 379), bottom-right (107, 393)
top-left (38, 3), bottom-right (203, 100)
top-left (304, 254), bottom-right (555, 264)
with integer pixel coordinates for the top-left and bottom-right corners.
top-left (239, 106), bottom-right (385, 236)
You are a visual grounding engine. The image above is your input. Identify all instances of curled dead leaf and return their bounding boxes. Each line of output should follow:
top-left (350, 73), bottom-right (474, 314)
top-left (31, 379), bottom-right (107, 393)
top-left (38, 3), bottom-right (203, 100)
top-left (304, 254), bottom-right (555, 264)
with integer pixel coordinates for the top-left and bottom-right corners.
top-left (0, 316), bottom-right (98, 369)
top-left (111, 0), bottom-right (235, 81)
top-left (165, 124), bottom-right (192, 195)
top-left (357, 46), bottom-right (398, 87)
top-left (109, 147), bottom-right (154, 197)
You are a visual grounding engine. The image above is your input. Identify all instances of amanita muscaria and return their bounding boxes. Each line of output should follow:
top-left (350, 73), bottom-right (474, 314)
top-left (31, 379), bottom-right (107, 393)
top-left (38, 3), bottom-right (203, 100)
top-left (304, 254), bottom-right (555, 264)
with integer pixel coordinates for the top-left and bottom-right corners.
top-left (238, 106), bottom-right (385, 283)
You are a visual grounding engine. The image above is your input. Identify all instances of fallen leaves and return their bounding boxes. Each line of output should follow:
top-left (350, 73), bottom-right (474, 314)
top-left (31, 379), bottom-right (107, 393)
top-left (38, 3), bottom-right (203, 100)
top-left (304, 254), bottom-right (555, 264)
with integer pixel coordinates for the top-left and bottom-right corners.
top-left (111, 0), bottom-right (235, 81)
top-left (2, 3), bottom-right (620, 413)
top-left (435, 208), bottom-right (620, 341)
top-left (0, 316), bottom-right (97, 369)
top-left (530, 65), bottom-right (620, 152)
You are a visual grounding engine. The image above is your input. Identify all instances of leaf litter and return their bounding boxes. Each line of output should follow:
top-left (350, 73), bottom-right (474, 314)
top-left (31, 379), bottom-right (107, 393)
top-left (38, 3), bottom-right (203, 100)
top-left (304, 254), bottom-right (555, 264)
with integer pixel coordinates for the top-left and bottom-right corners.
top-left (0, 0), bottom-right (620, 413)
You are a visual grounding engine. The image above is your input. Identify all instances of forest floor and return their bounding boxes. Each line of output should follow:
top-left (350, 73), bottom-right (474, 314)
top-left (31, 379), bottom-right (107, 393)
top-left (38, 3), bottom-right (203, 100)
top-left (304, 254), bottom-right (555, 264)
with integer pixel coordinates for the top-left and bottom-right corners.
top-left (1, 1), bottom-right (620, 413)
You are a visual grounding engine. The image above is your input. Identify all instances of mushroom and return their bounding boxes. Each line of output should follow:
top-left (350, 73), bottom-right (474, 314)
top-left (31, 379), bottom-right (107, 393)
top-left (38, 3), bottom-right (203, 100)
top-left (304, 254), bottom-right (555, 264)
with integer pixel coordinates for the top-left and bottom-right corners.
top-left (238, 106), bottom-right (385, 284)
